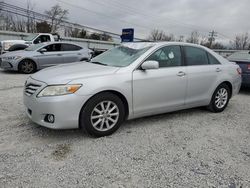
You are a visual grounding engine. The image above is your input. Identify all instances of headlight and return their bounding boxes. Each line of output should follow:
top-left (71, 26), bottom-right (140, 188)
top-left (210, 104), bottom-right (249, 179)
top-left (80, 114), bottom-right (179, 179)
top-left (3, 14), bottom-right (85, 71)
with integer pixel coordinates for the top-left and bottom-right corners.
top-left (37, 84), bottom-right (82, 97)
top-left (2, 56), bottom-right (22, 61)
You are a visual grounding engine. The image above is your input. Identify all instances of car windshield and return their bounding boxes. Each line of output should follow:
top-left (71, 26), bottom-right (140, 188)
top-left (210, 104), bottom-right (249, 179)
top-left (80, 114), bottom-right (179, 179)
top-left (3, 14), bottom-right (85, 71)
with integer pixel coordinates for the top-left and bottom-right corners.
top-left (91, 44), bottom-right (153, 67)
top-left (25, 43), bottom-right (45, 51)
top-left (23, 34), bottom-right (39, 41)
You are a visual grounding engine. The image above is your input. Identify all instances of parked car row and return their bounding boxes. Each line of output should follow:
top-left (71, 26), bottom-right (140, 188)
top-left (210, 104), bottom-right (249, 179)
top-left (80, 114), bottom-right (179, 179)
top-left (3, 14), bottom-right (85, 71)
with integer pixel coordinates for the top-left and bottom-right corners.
top-left (0, 42), bottom-right (92, 73)
top-left (227, 51), bottom-right (250, 87)
top-left (22, 42), bottom-right (242, 137)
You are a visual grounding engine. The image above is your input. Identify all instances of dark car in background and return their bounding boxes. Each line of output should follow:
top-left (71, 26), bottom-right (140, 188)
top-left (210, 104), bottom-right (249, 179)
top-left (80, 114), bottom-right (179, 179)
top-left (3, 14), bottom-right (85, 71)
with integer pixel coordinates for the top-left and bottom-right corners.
top-left (228, 51), bottom-right (250, 87)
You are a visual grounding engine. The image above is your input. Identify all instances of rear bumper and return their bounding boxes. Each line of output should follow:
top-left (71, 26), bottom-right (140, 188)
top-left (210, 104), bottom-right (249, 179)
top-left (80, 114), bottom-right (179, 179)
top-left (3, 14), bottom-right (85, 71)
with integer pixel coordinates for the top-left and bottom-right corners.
top-left (231, 75), bottom-right (241, 96)
top-left (241, 73), bottom-right (250, 86)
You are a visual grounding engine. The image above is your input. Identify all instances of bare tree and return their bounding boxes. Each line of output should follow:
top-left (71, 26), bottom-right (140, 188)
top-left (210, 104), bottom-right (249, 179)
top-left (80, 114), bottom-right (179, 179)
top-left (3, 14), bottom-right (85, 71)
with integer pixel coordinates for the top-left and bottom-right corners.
top-left (45, 4), bottom-right (69, 33)
top-left (233, 33), bottom-right (249, 50)
top-left (186, 31), bottom-right (199, 44)
top-left (148, 29), bottom-right (175, 41)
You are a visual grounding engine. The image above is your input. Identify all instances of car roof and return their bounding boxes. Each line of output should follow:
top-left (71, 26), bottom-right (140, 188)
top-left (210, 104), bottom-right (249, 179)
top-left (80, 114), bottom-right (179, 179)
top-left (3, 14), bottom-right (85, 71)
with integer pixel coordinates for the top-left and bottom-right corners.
top-left (41, 41), bottom-right (81, 45)
top-left (122, 41), bottom-right (209, 49)
top-left (228, 51), bottom-right (250, 62)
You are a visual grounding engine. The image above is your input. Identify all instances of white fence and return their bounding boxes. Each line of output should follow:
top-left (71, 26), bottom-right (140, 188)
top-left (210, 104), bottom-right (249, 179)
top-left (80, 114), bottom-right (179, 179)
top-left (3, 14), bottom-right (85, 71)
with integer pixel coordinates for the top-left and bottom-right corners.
top-left (0, 30), bottom-right (247, 57)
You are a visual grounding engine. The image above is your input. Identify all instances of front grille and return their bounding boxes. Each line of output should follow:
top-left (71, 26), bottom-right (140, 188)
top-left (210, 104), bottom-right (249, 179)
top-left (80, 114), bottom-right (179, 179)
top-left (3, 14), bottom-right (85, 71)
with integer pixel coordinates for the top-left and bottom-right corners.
top-left (25, 83), bottom-right (41, 96)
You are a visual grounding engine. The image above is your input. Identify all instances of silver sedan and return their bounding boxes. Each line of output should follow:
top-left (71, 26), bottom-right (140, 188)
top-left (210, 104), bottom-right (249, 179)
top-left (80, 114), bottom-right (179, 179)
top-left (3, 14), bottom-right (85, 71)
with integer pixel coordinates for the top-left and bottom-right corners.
top-left (0, 42), bottom-right (92, 73)
top-left (23, 42), bottom-right (241, 137)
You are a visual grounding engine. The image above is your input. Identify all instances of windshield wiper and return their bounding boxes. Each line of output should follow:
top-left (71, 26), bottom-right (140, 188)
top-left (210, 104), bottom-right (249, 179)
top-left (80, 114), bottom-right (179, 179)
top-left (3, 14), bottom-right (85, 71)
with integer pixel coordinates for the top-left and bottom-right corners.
top-left (91, 61), bottom-right (107, 66)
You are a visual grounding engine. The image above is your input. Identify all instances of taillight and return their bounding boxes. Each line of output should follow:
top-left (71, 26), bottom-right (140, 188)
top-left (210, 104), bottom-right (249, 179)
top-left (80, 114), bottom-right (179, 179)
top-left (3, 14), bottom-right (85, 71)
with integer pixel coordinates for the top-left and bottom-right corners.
top-left (248, 64), bottom-right (250, 70)
top-left (237, 67), bottom-right (242, 75)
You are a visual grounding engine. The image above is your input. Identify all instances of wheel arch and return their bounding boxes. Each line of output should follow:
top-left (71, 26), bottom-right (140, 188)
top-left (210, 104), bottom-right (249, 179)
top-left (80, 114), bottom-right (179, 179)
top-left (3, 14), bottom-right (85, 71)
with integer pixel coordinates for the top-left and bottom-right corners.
top-left (18, 58), bottom-right (38, 72)
top-left (78, 90), bottom-right (130, 128)
top-left (219, 81), bottom-right (233, 98)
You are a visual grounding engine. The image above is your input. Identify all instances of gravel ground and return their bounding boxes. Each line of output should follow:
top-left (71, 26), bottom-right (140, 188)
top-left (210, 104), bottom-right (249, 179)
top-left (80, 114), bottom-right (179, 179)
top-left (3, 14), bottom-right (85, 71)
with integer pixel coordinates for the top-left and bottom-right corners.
top-left (0, 69), bottom-right (250, 188)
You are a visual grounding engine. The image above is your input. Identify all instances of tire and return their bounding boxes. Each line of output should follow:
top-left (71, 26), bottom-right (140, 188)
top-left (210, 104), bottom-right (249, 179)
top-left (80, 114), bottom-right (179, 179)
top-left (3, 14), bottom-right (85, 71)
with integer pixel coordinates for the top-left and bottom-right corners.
top-left (18, 59), bottom-right (36, 74)
top-left (79, 92), bottom-right (125, 137)
top-left (207, 83), bottom-right (230, 113)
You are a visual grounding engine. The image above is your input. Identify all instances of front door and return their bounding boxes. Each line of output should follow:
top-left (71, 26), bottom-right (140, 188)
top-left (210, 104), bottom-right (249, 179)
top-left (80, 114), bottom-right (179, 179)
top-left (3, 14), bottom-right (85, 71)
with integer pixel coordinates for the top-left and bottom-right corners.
top-left (132, 45), bottom-right (187, 117)
top-left (36, 43), bottom-right (64, 68)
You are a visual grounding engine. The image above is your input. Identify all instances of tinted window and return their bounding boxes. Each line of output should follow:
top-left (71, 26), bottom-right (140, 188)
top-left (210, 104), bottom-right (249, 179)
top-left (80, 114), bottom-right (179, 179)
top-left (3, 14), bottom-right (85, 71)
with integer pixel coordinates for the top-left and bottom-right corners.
top-left (184, 46), bottom-right (209, 66)
top-left (61, 44), bottom-right (82, 51)
top-left (207, 53), bottom-right (220, 64)
top-left (147, 45), bottom-right (182, 68)
top-left (44, 44), bottom-right (61, 52)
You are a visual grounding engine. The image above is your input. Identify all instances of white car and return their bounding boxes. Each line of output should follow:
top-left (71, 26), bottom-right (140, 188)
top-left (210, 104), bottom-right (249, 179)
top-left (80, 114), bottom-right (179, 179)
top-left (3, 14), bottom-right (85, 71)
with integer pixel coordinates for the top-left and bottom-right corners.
top-left (0, 42), bottom-right (92, 73)
top-left (23, 42), bottom-right (241, 137)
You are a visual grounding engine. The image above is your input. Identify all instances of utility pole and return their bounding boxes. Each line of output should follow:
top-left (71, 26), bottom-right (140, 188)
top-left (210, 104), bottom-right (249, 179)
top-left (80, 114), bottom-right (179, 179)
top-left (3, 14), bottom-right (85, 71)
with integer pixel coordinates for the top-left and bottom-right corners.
top-left (208, 30), bottom-right (217, 48)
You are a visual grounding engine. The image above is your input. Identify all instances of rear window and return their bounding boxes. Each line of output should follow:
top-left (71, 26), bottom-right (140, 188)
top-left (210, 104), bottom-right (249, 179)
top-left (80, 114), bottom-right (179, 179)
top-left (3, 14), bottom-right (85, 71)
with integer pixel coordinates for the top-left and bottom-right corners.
top-left (228, 51), bottom-right (250, 62)
top-left (61, 44), bottom-right (82, 51)
top-left (207, 53), bottom-right (221, 64)
top-left (184, 46), bottom-right (209, 66)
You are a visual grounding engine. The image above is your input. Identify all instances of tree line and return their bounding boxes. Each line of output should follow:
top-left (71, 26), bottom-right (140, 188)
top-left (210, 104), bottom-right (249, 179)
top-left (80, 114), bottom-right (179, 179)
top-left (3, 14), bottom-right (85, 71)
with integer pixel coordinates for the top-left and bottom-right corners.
top-left (147, 29), bottom-right (250, 50)
top-left (0, 3), bottom-right (113, 41)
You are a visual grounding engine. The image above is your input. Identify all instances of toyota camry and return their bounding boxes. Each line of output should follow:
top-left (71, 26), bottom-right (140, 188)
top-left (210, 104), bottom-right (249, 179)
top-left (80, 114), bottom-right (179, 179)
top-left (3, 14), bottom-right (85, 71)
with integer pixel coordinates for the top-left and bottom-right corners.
top-left (23, 42), bottom-right (241, 137)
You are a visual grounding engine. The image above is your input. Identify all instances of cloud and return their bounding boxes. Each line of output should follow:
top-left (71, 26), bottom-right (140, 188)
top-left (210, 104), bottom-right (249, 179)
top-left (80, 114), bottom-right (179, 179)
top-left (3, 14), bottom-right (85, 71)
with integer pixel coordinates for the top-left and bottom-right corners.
top-left (8, 0), bottom-right (250, 40)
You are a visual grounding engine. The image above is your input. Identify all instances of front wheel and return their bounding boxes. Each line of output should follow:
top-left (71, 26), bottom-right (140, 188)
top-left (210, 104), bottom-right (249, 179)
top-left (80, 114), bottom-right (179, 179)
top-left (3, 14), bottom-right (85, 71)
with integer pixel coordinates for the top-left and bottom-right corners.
top-left (207, 83), bottom-right (230, 113)
top-left (18, 60), bottom-right (36, 74)
top-left (79, 92), bottom-right (125, 137)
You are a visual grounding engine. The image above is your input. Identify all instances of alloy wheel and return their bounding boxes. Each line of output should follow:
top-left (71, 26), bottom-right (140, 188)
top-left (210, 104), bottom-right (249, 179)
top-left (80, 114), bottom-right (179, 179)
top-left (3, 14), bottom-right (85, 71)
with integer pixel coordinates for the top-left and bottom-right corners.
top-left (215, 88), bottom-right (228, 109)
top-left (90, 101), bottom-right (119, 131)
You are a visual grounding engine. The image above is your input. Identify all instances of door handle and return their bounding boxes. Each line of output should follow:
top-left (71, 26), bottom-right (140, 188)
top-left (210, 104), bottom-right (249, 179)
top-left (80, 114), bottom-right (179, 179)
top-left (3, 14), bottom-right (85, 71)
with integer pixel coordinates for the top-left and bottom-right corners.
top-left (216, 68), bottom-right (222, 72)
top-left (177, 71), bottom-right (186, 77)
top-left (57, 54), bottom-right (63, 56)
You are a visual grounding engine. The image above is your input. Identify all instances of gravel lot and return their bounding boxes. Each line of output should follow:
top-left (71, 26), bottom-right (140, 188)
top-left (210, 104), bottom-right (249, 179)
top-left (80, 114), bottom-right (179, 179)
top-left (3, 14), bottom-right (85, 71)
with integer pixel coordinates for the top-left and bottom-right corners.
top-left (0, 69), bottom-right (250, 188)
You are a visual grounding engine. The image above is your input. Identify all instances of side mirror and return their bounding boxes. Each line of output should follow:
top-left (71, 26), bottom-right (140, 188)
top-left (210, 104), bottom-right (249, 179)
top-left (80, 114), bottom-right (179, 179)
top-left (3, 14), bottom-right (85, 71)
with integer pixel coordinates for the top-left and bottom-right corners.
top-left (39, 48), bottom-right (47, 53)
top-left (141, 60), bottom-right (159, 70)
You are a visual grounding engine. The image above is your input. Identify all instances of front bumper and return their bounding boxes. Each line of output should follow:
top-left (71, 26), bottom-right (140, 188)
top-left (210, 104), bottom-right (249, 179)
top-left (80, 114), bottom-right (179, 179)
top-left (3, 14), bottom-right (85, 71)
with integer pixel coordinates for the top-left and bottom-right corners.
top-left (0, 59), bottom-right (17, 70)
top-left (23, 78), bottom-right (90, 129)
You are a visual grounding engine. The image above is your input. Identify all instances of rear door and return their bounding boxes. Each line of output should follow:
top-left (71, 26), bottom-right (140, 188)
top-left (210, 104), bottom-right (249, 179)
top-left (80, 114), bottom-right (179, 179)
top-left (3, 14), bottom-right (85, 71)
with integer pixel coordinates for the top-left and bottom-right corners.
top-left (184, 46), bottom-right (222, 106)
top-left (61, 43), bottom-right (82, 63)
top-left (36, 43), bottom-right (64, 68)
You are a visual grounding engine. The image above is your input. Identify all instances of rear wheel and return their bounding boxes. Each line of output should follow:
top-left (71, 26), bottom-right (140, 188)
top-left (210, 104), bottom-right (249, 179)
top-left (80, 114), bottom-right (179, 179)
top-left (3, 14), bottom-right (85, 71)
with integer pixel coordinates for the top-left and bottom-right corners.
top-left (208, 83), bottom-right (230, 112)
top-left (79, 92), bottom-right (125, 137)
top-left (18, 59), bottom-right (36, 74)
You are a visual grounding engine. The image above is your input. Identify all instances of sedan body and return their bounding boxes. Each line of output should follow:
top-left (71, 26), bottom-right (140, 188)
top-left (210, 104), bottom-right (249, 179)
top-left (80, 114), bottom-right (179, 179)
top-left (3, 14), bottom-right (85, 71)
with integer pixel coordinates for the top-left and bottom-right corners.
top-left (227, 51), bottom-right (250, 87)
top-left (23, 42), bottom-right (241, 137)
top-left (0, 42), bottom-right (92, 73)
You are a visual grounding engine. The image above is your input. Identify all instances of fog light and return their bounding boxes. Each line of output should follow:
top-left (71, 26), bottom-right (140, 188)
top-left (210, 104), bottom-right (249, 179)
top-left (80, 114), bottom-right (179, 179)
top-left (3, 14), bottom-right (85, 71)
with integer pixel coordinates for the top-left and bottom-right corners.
top-left (45, 114), bottom-right (55, 123)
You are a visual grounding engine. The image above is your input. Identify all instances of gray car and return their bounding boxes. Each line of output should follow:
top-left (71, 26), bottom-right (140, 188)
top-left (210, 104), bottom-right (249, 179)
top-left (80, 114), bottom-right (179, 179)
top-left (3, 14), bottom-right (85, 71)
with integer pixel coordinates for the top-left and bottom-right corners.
top-left (23, 42), bottom-right (241, 137)
top-left (0, 42), bottom-right (92, 73)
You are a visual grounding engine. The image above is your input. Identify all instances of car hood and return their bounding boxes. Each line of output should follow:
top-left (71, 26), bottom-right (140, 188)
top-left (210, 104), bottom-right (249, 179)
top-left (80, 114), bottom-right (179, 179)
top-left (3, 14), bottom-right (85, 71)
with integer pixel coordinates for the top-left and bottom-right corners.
top-left (31, 62), bottom-right (120, 84)
top-left (0, 50), bottom-right (32, 57)
top-left (2, 40), bottom-right (26, 44)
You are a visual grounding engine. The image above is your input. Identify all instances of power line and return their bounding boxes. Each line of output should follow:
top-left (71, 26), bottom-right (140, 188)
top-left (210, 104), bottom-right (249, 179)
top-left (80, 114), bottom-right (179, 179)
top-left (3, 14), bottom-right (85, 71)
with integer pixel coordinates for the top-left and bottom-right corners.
top-left (55, 0), bottom-right (153, 31)
top-left (0, 2), bottom-right (144, 41)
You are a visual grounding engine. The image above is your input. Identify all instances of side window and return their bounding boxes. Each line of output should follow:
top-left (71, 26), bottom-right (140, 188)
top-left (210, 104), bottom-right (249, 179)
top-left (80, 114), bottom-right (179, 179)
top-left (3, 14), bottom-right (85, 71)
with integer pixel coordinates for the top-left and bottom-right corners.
top-left (184, 46), bottom-right (209, 66)
top-left (147, 45), bottom-right (182, 68)
top-left (33, 35), bottom-right (51, 44)
top-left (44, 44), bottom-right (61, 52)
top-left (61, 44), bottom-right (82, 51)
top-left (207, 53), bottom-right (221, 65)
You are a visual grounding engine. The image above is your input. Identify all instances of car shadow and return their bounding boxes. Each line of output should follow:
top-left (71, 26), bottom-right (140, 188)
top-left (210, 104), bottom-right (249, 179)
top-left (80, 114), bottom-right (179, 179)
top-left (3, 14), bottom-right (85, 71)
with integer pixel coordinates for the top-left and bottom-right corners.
top-left (0, 69), bottom-right (22, 74)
